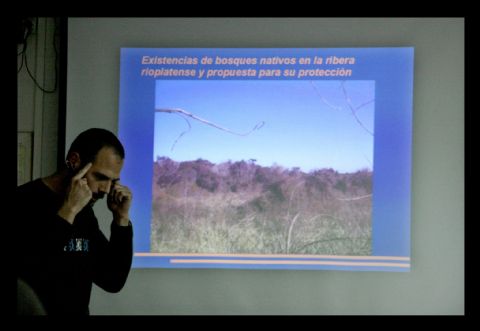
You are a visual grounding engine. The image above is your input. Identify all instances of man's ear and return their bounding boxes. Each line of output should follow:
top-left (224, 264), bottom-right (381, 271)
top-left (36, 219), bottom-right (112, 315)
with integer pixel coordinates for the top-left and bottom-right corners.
top-left (66, 152), bottom-right (81, 171)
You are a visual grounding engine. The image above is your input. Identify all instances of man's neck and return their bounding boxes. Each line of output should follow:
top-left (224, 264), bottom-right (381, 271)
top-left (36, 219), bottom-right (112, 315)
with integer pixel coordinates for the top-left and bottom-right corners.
top-left (41, 171), bottom-right (69, 196)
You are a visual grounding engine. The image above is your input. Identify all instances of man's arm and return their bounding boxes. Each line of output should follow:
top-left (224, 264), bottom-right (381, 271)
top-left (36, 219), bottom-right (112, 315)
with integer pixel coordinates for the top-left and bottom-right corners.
top-left (92, 181), bottom-right (134, 292)
top-left (90, 219), bottom-right (133, 293)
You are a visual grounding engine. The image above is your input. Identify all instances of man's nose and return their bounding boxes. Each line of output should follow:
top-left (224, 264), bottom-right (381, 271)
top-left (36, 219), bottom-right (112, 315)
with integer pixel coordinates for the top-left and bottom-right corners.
top-left (100, 181), bottom-right (112, 194)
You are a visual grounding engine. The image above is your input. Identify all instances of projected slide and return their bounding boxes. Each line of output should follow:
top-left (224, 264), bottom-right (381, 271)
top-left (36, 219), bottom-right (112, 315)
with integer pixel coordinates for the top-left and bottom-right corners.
top-left (118, 48), bottom-right (414, 271)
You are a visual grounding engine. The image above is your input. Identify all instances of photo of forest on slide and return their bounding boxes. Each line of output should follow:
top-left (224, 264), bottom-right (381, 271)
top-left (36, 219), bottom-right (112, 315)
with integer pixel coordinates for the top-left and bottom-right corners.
top-left (151, 80), bottom-right (374, 256)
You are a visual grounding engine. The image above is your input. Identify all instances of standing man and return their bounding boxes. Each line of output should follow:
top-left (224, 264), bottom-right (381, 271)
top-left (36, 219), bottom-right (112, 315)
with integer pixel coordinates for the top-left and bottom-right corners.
top-left (16, 128), bottom-right (133, 315)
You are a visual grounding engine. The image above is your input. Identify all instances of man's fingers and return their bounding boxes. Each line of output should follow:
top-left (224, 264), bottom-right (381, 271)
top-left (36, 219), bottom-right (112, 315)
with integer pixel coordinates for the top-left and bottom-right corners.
top-left (109, 184), bottom-right (132, 204)
top-left (73, 162), bottom-right (92, 180)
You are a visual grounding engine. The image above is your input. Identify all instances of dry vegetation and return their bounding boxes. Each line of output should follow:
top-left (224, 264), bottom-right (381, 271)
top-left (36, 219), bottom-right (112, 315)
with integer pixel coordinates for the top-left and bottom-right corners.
top-left (151, 157), bottom-right (372, 255)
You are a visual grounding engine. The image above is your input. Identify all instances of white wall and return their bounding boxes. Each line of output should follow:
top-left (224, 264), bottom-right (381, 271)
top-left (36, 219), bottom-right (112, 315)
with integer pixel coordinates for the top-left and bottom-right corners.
top-left (17, 17), bottom-right (60, 185)
top-left (63, 17), bottom-right (464, 315)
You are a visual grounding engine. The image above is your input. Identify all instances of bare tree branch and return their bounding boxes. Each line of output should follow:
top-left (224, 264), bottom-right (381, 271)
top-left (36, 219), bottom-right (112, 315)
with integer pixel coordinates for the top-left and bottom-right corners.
top-left (355, 99), bottom-right (375, 111)
top-left (339, 82), bottom-right (374, 136)
top-left (286, 213), bottom-right (300, 254)
top-left (309, 81), bottom-right (343, 111)
top-left (292, 236), bottom-right (368, 254)
top-left (156, 108), bottom-right (265, 150)
top-left (157, 108), bottom-right (265, 136)
top-left (336, 194), bottom-right (372, 201)
top-left (362, 153), bottom-right (373, 169)
top-left (170, 112), bottom-right (191, 151)
top-left (310, 81), bottom-right (374, 136)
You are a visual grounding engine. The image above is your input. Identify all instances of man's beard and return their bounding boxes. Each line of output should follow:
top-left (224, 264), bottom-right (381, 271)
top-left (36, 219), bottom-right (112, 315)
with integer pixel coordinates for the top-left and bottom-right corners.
top-left (88, 193), bottom-right (105, 206)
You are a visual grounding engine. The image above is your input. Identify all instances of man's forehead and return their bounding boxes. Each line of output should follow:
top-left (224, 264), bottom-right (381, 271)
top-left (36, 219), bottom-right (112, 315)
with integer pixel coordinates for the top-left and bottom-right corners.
top-left (90, 148), bottom-right (123, 178)
top-left (92, 169), bottom-right (121, 181)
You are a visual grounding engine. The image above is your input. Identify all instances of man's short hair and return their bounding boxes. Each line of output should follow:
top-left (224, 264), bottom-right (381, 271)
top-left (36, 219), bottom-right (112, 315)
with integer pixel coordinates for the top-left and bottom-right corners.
top-left (68, 128), bottom-right (125, 164)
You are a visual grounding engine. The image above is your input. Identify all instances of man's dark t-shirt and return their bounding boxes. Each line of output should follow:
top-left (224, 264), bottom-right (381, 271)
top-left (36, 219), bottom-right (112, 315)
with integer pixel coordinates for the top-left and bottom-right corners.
top-left (16, 179), bottom-right (133, 315)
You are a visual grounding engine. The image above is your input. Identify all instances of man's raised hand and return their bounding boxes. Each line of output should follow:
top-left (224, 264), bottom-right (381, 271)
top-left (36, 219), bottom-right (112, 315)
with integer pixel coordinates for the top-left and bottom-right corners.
top-left (107, 182), bottom-right (132, 227)
top-left (58, 162), bottom-right (93, 223)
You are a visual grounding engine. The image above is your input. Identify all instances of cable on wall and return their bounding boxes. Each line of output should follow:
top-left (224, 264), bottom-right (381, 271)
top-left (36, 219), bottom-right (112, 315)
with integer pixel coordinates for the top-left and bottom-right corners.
top-left (17, 17), bottom-right (59, 94)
